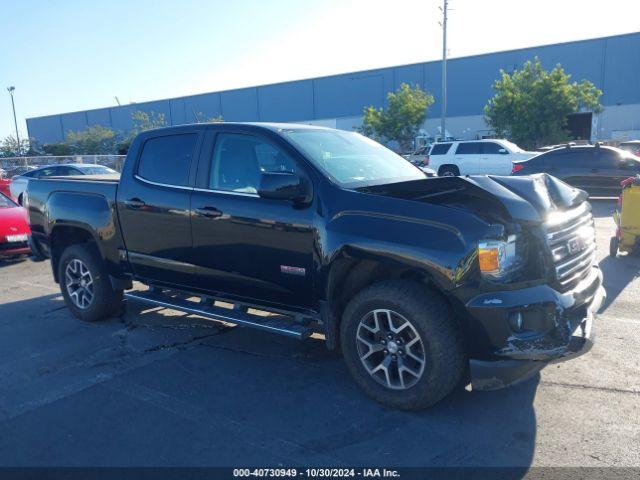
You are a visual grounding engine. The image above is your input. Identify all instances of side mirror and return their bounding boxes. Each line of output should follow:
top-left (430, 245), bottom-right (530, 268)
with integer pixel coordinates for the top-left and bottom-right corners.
top-left (499, 148), bottom-right (508, 154)
top-left (258, 172), bottom-right (310, 203)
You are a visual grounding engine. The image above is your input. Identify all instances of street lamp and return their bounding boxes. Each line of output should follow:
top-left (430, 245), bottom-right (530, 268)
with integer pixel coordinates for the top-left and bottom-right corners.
top-left (7, 86), bottom-right (21, 156)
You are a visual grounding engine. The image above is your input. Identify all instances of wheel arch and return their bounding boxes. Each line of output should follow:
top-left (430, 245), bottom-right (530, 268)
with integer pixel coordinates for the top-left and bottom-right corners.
top-left (323, 252), bottom-right (458, 350)
top-left (437, 164), bottom-right (460, 176)
top-left (49, 225), bottom-right (101, 283)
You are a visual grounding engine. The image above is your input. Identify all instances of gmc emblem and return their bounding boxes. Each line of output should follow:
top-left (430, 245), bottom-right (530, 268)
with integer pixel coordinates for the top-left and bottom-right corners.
top-left (567, 237), bottom-right (586, 255)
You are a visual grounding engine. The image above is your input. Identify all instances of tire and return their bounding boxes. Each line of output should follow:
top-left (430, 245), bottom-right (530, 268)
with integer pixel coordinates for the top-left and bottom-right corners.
top-left (609, 236), bottom-right (619, 258)
top-left (58, 243), bottom-right (123, 322)
top-left (438, 165), bottom-right (460, 177)
top-left (340, 280), bottom-right (466, 410)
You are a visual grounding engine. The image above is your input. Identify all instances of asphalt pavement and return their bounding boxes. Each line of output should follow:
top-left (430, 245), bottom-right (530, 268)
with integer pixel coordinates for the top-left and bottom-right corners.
top-left (0, 199), bottom-right (638, 469)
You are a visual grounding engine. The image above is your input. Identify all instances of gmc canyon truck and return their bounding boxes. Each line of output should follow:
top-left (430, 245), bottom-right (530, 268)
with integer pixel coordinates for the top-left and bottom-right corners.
top-left (26, 123), bottom-right (604, 410)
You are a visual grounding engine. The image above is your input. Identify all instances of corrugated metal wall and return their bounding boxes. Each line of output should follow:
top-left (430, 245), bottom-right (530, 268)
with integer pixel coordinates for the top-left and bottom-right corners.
top-left (26, 32), bottom-right (640, 144)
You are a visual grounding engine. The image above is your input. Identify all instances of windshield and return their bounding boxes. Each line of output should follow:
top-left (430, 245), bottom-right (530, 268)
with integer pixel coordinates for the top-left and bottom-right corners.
top-left (0, 192), bottom-right (17, 208)
top-left (77, 165), bottom-right (118, 175)
top-left (501, 140), bottom-right (524, 152)
top-left (282, 129), bottom-right (425, 187)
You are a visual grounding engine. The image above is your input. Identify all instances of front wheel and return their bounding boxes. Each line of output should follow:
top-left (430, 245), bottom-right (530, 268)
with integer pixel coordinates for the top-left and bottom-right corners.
top-left (609, 236), bottom-right (619, 258)
top-left (58, 243), bottom-right (123, 322)
top-left (340, 281), bottom-right (466, 410)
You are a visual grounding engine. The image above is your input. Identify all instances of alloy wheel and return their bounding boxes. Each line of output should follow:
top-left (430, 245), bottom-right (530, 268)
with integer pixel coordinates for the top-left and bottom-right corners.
top-left (65, 258), bottom-right (94, 309)
top-left (356, 309), bottom-right (426, 390)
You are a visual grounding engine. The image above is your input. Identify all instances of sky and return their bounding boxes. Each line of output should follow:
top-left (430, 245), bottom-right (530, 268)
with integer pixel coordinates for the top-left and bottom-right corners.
top-left (1, 0), bottom-right (639, 140)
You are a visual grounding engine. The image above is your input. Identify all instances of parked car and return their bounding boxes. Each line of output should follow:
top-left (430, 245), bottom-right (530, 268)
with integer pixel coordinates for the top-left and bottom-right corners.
top-left (27, 123), bottom-right (603, 410)
top-left (0, 191), bottom-right (30, 258)
top-left (4, 165), bottom-right (38, 178)
top-left (10, 163), bottom-right (118, 204)
top-left (427, 139), bottom-right (536, 177)
top-left (512, 144), bottom-right (640, 196)
top-left (0, 178), bottom-right (12, 199)
top-left (619, 140), bottom-right (640, 157)
top-left (404, 144), bottom-right (431, 167)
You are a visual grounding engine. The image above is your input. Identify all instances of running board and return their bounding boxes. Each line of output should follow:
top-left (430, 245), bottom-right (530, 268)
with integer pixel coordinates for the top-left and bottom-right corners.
top-left (124, 290), bottom-right (313, 340)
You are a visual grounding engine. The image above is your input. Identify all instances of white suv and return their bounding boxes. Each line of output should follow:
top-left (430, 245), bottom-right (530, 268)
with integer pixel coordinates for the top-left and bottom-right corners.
top-left (426, 139), bottom-right (536, 176)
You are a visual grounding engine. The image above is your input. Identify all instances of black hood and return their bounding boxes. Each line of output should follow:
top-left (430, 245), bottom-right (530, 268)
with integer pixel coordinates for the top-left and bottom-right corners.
top-left (357, 174), bottom-right (588, 224)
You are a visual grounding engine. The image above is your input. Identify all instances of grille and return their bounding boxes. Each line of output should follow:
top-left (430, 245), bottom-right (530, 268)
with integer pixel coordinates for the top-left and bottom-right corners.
top-left (546, 203), bottom-right (596, 291)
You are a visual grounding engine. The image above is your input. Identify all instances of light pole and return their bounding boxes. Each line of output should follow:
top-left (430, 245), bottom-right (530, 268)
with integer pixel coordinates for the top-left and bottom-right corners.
top-left (6, 86), bottom-right (21, 156)
top-left (440, 0), bottom-right (448, 142)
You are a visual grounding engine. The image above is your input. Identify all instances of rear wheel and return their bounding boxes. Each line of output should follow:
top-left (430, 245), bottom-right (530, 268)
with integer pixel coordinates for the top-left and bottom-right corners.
top-left (438, 165), bottom-right (460, 177)
top-left (58, 244), bottom-right (123, 322)
top-left (340, 280), bottom-right (466, 410)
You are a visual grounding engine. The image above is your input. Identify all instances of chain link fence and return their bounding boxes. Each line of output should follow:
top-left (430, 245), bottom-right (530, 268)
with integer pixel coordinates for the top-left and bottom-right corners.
top-left (0, 155), bottom-right (126, 173)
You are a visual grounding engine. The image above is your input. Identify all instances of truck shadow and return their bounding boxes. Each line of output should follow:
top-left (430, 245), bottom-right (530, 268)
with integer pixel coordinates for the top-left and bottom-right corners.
top-left (0, 294), bottom-right (537, 473)
top-left (598, 254), bottom-right (640, 311)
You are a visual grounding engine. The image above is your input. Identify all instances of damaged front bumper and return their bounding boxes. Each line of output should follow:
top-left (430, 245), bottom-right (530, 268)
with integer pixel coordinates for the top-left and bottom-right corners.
top-left (466, 267), bottom-right (605, 391)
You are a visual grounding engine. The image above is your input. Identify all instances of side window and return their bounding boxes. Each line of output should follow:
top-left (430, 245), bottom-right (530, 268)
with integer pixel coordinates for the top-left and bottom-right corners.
top-left (455, 142), bottom-right (482, 155)
top-left (429, 143), bottom-right (452, 155)
top-left (209, 134), bottom-right (296, 194)
top-left (562, 150), bottom-right (594, 167)
top-left (36, 167), bottom-right (59, 178)
top-left (137, 134), bottom-right (197, 187)
top-left (595, 149), bottom-right (621, 168)
top-left (481, 142), bottom-right (505, 154)
top-left (56, 166), bottom-right (79, 176)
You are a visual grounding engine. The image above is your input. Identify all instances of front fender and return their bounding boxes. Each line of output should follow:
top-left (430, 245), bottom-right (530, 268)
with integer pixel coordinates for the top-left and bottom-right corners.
top-left (322, 209), bottom-right (480, 295)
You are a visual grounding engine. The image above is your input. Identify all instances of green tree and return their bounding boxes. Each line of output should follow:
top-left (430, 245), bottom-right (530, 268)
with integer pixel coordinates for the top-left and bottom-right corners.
top-left (193, 111), bottom-right (224, 123)
top-left (0, 135), bottom-right (31, 157)
top-left (65, 125), bottom-right (118, 155)
top-left (484, 58), bottom-right (602, 150)
top-left (359, 83), bottom-right (434, 152)
top-left (131, 110), bottom-right (168, 132)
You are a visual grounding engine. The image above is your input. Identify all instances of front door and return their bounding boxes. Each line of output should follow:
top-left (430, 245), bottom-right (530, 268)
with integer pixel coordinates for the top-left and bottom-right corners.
top-left (190, 131), bottom-right (315, 310)
top-left (117, 131), bottom-right (201, 286)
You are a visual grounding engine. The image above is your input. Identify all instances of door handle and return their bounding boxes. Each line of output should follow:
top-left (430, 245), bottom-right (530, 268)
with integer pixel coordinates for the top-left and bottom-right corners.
top-left (195, 206), bottom-right (223, 218)
top-left (124, 198), bottom-right (145, 209)
top-left (591, 169), bottom-right (599, 173)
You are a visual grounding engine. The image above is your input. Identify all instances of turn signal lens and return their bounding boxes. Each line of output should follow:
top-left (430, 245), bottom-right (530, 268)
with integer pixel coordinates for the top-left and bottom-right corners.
top-left (478, 244), bottom-right (501, 273)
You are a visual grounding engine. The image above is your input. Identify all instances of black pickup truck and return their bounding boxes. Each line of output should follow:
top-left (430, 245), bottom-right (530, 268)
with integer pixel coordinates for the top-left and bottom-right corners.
top-left (26, 123), bottom-right (605, 410)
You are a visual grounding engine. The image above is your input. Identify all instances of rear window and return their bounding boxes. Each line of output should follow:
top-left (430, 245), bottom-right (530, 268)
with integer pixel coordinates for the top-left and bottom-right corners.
top-left (429, 143), bottom-right (452, 155)
top-left (455, 142), bottom-right (482, 155)
top-left (620, 142), bottom-right (640, 154)
top-left (0, 192), bottom-right (17, 208)
top-left (137, 134), bottom-right (197, 186)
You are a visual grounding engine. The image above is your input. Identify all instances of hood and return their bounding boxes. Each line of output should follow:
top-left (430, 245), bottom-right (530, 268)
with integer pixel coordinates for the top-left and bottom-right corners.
top-left (357, 174), bottom-right (587, 224)
top-left (0, 206), bottom-right (30, 238)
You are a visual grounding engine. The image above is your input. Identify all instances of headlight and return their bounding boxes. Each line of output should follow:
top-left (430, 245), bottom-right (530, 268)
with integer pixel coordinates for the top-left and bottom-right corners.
top-left (478, 234), bottom-right (523, 282)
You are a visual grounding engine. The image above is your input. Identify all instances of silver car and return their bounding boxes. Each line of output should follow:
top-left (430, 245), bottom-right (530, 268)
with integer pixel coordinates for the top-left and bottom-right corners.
top-left (10, 164), bottom-right (118, 204)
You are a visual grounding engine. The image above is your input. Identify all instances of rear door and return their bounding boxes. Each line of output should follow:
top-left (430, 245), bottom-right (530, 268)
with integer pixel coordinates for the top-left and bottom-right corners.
top-left (427, 142), bottom-right (452, 172)
top-left (117, 130), bottom-right (202, 286)
top-left (547, 149), bottom-right (592, 190)
top-left (190, 129), bottom-right (315, 309)
top-left (480, 141), bottom-right (511, 175)
top-left (453, 142), bottom-right (482, 174)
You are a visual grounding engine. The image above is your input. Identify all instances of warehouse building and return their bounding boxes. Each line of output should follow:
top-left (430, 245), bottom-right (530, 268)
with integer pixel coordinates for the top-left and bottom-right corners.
top-left (27, 32), bottom-right (640, 146)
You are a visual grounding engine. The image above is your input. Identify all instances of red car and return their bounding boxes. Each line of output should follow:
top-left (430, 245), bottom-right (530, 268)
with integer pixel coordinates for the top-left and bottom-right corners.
top-left (0, 178), bottom-right (12, 199)
top-left (0, 191), bottom-right (30, 258)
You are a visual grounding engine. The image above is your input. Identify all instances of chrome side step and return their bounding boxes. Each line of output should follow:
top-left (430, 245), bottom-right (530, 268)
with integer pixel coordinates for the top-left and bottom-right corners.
top-left (124, 290), bottom-right (313, 340)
